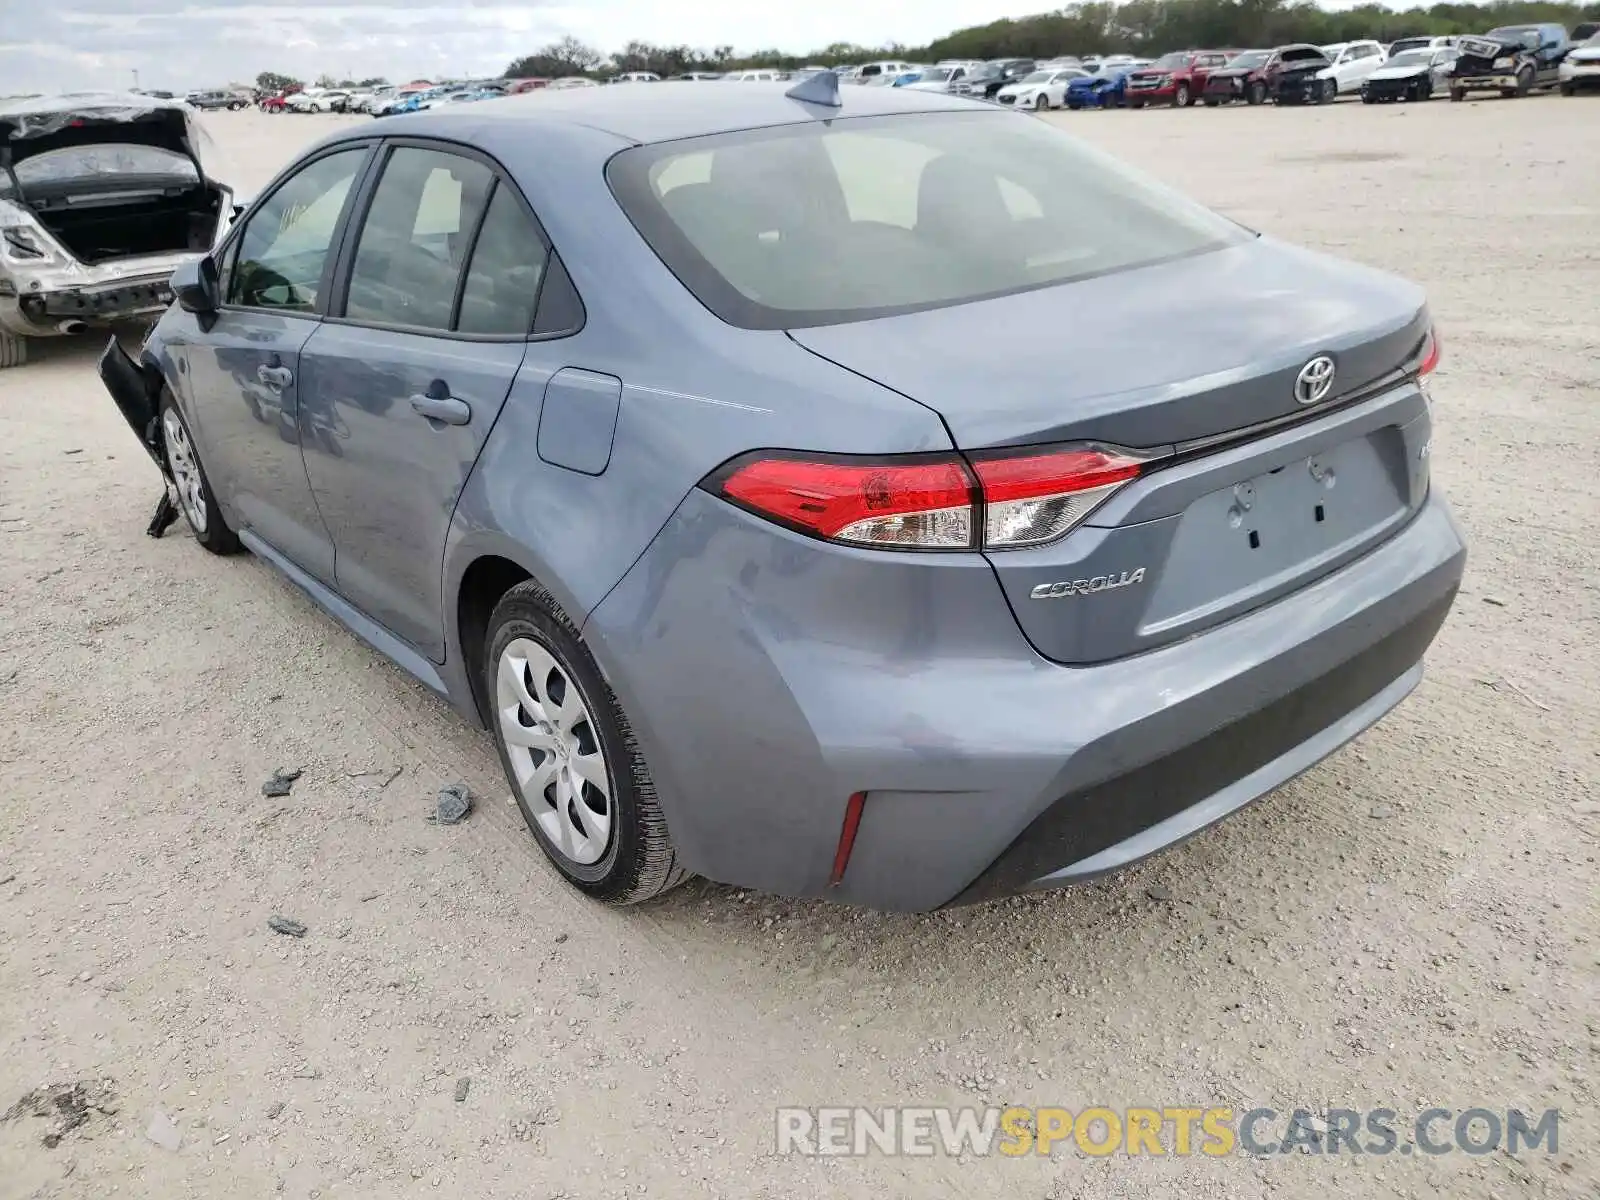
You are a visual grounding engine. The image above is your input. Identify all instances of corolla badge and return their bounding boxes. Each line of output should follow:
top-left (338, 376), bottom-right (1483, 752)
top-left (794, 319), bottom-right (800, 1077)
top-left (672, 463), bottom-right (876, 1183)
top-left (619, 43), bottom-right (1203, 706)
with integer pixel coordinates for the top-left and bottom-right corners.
top-left (1294, 355), bottom-right (1337, 405)
top-left (1030, 568), bottom-right (1146, 600)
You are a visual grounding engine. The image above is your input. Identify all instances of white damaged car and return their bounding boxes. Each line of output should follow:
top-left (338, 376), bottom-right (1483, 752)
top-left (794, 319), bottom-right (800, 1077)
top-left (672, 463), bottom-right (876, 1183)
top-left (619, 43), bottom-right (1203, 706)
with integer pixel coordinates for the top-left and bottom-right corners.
top-left (1559, 30), bottom-right (1600, 94)
top-left (0, 93), bottom-right (239, 367)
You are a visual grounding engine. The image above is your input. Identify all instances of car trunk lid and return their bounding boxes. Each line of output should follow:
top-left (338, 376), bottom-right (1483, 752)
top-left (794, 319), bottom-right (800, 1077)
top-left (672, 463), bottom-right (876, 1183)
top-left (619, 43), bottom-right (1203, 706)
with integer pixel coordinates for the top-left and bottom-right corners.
top-left (789, 237), bottom-right (1435, 664)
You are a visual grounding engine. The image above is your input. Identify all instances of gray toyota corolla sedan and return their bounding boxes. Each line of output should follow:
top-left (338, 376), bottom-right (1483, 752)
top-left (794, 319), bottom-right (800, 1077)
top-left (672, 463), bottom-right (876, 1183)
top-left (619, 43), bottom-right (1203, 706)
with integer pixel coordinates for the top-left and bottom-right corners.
top-left (100, 77), bottom-right (1465, 911)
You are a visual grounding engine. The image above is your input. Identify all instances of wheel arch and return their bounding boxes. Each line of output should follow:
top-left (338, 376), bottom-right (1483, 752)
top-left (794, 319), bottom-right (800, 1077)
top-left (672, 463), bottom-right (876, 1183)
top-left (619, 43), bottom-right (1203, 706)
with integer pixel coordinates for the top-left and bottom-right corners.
top-left (454, 551), bottom-right (535, 726)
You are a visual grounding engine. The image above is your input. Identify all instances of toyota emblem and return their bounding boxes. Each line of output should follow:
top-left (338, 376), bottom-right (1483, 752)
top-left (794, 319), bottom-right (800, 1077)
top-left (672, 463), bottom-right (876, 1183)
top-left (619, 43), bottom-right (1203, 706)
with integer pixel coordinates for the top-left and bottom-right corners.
top-left (1294, 355), bottom-right (1336, 405)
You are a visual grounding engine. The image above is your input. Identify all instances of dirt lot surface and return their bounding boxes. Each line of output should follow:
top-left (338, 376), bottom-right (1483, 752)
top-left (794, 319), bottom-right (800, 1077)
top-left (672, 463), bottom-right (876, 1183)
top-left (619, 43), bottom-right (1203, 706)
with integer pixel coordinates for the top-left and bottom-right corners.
top-left (1, 100), bottom-right (1596, 1199)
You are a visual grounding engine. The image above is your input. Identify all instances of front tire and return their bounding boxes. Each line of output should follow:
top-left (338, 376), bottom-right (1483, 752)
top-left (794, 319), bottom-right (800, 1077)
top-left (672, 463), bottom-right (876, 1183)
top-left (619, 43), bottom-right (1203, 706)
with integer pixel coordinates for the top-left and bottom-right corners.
top-left (1320, 78), bottom-right (1337, 103)
top-left (1248, 80), bottom-right (1266, 105)
top-left (1035, 92), bottom-right (1049, 110)
top-left (1450, 85), bottom-right (1466, 101)
top-left (485, 581), bottom-right (687, 904)
top-left (1514, 65), bottom-right (1534, 96)
top-left (1175, 82), bottom-right (1191, 107)
top-left (160, 397), bottom-right (240, 554)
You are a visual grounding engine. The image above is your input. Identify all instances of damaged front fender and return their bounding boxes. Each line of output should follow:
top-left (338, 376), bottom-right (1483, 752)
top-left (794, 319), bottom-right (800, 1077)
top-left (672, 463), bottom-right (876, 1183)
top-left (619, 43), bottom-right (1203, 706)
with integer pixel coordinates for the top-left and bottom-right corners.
top-left (97, 334), bottom-right (181, 536)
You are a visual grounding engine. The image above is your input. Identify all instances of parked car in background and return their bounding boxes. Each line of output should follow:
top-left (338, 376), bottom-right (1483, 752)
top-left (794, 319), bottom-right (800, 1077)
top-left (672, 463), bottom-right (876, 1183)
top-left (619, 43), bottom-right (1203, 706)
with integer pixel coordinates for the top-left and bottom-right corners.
top-left (611, 72), bottom-right (661, 84)
top-left (97, 83), bottom-right (1462, 911)
top-left (506, 78), bottom-right (551, 92)
top-left (954, 58), bottom-right (1036, 99)
top-left (548, 77), bottom-right (599, 90)
top-left (287, 89), bottom-right (347, 113)
top-left (259, 91), bottom-right (291, 113)
top-left (725, 69), bottom-right (783, 82)
top-left (1271, 46), bottom-right (1338, 102)
top-left (186, 90), bottom-right (250, 111)
top-left (850, 61), bottom-right (919, 86)
top-left (1125, 50), bottom-right (1236, 107)
top-left (996, 67), bottom-right (1086, 109)
top-left (902, 64), bottom-right (973, 92)
top-left (1450, 24), bottom-right (1569, 99)
top-left (1387, 35), bottom-right (1458, 56)
top-left (1064, 63), bottom-right (1143, 109)
top-left (1201, 49), bottom-right (1275, 104)
top-left (1316, 40), bottom-right (1389, 100)
top-left (0, 92), bottom-right (239, 367)
top-left (1362, 47), bottom-right (1458, 101)
top-left (1559, 29), bottom-right (1600, 92)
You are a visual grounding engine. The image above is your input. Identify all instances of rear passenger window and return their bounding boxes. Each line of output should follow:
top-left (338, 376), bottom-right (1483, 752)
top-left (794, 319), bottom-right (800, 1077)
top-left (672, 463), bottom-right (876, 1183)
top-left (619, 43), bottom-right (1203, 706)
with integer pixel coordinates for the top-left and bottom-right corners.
top-left (456, 185), bottom-right (548, 335)
top-left (344, 147), bottom-right (494, 330)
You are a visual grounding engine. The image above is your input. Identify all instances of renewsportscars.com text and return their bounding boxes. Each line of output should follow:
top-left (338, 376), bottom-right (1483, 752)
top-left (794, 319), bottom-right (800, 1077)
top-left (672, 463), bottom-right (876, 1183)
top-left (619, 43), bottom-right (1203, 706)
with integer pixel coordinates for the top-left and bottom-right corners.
top-left (775, 1106), bottom-right (1560, 1158)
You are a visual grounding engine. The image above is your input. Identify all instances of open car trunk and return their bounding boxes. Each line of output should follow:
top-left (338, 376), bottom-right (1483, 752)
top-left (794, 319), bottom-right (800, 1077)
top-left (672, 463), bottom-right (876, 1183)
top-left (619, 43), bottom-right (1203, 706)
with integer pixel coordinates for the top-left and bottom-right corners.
top-left (1, 95), bottom-right (227, 266)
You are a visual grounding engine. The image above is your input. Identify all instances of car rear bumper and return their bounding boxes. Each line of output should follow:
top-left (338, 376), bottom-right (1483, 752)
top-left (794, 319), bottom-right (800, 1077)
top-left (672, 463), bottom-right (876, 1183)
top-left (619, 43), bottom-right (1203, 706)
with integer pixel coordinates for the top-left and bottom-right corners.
top-left (1, 270), bottom-right (178, 337)
top-left (586, 484), bottom-right (1465, 912)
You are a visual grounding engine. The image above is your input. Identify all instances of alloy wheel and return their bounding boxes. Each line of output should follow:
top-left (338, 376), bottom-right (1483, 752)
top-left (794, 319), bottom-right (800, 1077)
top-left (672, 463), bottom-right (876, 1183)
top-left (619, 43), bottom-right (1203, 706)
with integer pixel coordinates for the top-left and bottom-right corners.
top-left (162, 409), bottom-right (208, 534)
top-left (497, 636), bottom-right (613, 865)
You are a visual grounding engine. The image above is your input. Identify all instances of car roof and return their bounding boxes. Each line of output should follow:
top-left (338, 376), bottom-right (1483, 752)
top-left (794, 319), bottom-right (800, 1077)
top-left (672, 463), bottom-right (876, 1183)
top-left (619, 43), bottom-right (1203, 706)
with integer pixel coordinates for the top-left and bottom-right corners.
top-left (362, 80), bottom-right (981, 146)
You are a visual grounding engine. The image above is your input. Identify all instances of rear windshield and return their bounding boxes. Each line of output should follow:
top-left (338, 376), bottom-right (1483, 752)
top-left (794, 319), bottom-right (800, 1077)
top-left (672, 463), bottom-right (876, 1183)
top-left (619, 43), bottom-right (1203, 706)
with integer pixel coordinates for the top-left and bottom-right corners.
top-left (607, 111), bottom-right (1249, 330)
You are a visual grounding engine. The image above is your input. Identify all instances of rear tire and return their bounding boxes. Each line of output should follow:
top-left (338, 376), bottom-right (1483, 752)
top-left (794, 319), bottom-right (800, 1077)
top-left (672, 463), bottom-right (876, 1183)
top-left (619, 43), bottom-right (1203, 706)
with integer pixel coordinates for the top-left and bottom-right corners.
top-left (159, 396), bottom-right (241, 555)
top-left (0, 329), bottom-right (27, 369)
top-left (1203, 96), bottom-right (1220, 107)
top-left (485, 581), bottom-right (688, 905)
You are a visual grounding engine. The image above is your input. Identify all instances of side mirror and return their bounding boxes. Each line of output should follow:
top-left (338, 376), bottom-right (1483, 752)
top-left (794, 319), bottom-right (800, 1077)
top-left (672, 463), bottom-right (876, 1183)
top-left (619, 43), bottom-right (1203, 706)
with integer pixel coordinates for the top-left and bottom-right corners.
top-left (172, 255), bottom-right (219, 316)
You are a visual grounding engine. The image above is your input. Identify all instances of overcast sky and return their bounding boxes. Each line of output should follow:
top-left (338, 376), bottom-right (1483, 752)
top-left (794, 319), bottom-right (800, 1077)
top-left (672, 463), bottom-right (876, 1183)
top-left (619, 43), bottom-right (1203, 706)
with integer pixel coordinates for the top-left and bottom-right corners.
top-left (2, 0), bottom-right (1201, 94)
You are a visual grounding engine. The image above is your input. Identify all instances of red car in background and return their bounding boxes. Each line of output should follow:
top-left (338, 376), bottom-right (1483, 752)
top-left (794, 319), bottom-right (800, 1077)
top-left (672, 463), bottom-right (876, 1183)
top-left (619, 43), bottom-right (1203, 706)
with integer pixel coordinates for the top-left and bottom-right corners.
top-left (1124, 50), bottom-right (1239, 106)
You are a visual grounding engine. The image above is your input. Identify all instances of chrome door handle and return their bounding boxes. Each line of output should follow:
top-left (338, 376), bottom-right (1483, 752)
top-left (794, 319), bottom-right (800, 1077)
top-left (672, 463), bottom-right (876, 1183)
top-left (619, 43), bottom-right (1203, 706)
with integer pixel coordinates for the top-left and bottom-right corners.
top-left (410, 390), bottom-right (471, 426)
top-left (257, 364), bottom-right (293, 389)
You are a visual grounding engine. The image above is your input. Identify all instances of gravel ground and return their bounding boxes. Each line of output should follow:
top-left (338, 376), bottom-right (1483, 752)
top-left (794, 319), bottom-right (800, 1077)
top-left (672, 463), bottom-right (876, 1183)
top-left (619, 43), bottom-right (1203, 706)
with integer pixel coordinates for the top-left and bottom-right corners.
top-left (1, 100), bottom-right (1596, 1200)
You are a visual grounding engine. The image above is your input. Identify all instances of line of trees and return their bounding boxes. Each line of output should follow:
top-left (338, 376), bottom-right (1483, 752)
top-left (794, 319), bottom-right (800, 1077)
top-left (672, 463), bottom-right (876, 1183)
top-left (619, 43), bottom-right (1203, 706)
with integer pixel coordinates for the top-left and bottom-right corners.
top-left (254, 72), bottom-right (390, 92)
top-left (504, 0), bottom-right (1600, 79)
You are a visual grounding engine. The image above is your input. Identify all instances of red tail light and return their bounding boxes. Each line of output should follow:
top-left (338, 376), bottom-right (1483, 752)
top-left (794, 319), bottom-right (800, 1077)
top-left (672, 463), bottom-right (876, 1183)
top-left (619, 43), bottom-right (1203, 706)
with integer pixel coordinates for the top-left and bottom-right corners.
top-left (1418, 327), bottom-right (1441, 377)
top-left (708, 444), bottom-right (1149, 551)
top-left (716, 454), bottom-right (976, 548)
